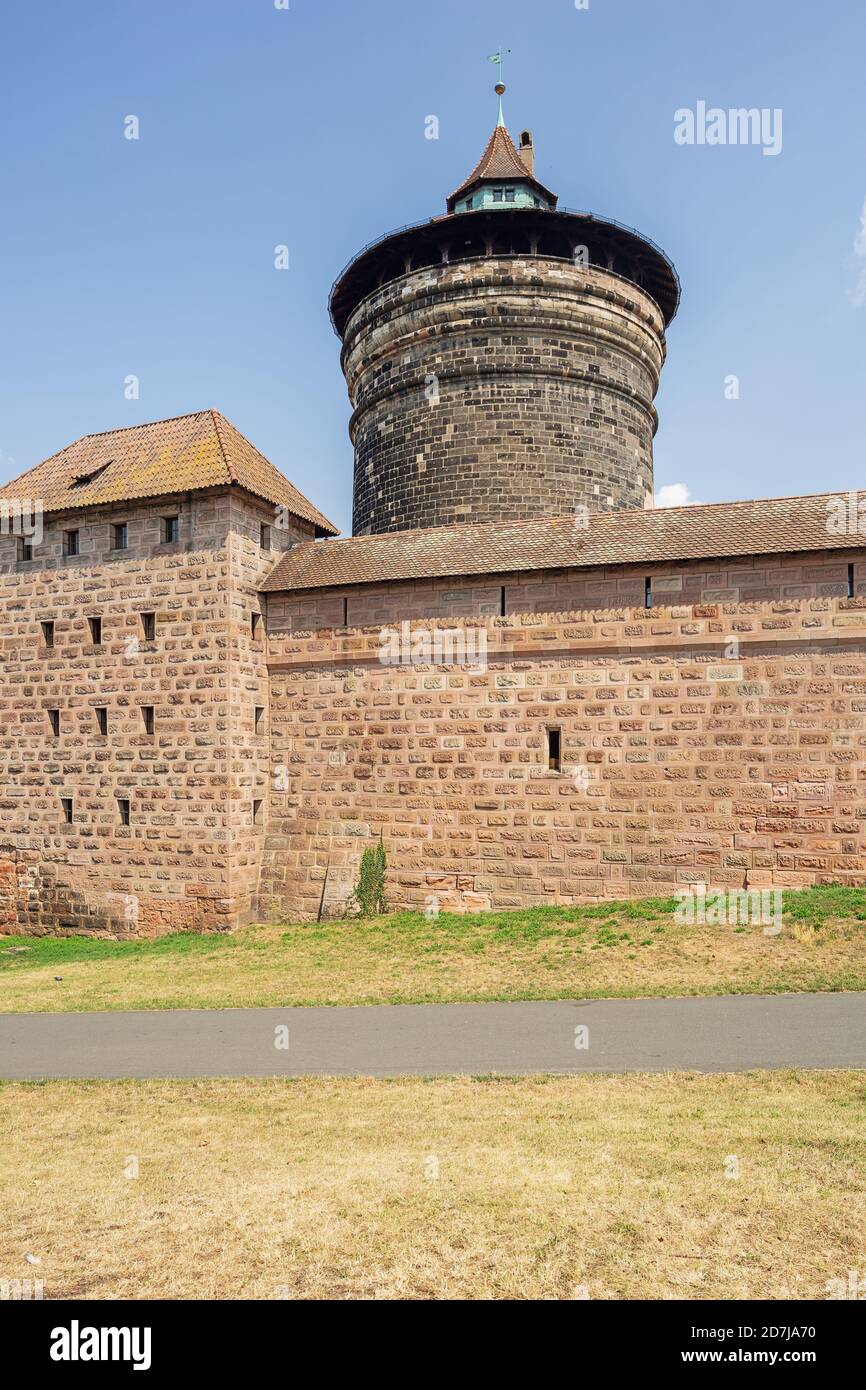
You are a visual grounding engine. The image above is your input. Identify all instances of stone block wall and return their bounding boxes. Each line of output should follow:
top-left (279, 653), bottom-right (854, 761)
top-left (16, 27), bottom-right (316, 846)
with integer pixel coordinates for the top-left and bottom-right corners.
top-left (3, 503), bottom-right (863, 935)
top-left (344, 258), bottom-right (665, 535)
top-left (260, 549), bottom-right (866, 919)
top-left (225, 492), bottom-right (314, 921)
top-left (0, 486), bottom-right (313, 935)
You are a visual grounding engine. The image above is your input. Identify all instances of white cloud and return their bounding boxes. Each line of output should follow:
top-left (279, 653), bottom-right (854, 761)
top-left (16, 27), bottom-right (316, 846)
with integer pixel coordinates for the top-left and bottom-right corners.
top-left (850, 196), bottom-right (866, 307)
top-left (654, 482), bottom-right (699, 508)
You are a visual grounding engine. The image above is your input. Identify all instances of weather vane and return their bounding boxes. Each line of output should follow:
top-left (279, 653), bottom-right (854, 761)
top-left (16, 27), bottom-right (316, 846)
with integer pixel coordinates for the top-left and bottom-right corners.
top-left (488, 48), bottom-right (511, 125)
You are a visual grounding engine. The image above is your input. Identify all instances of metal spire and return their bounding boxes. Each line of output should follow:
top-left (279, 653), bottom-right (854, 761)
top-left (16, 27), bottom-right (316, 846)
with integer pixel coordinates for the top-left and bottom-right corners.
top-left (487, 48), bottom-right (511, 126)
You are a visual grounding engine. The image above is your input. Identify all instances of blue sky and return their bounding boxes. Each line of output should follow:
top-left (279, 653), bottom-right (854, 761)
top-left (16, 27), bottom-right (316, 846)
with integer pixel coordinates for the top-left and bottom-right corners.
top-left (0, 0), bottom-right (864, 534)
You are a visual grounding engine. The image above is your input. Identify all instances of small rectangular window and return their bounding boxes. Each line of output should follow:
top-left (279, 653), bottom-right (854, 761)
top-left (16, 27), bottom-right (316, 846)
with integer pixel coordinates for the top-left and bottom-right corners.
top-left (112, 522), bottom-right (128, 551)
top-left (644, 576), bottom-right (652, 610)
top-left (141, 705), bottom-right (154, 735)
top-left (505, 188), bottom-right (515, 201)
top-left (141, 611), bottom-right (155, 641)
top-left (493, 188), bottom-right (503, 203)
top-left (848, 562), bottom-right (855, 599)
top-left (500, 586), bottom-right (506, 617)
top-left (41, 620), bottom-right (54, 648)
top-left (118, 798), bottom-right (130, 827)
top-left (342, 596), bottom-right (349, 626)
top-left (61, 796), bottom-right (73, 825)
top-left (48, 708), bottom-right (60, 737)
top-left (255, 706), bottom-right (265, 734)
top-left (162, 516), bottom-right (179, 544)
top-left (547, 727), bottom-right (561, 773)
top-left (96, 707), bottom-right (107, 735)
top-left (252, 798), bottom-right (263, 825)
top-left (17, 538), bottom-right (32, 562)
top-left (63, 529), bottom-right (79, 557)
top-left (88, 616), bottom-right (102, 645)
top-left (260, 523), bottom-right (271, 551)
top-left (251, 611), bottom-right (262, 640)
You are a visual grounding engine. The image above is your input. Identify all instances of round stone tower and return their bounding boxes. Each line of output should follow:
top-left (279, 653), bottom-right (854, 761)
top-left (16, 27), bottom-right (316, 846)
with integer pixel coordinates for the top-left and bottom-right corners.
top-left (330, 92), bottom-right (679, 537)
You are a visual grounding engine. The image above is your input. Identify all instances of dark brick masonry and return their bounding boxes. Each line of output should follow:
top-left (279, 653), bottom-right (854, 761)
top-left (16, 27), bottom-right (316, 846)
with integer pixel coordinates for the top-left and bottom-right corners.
top-left (343, 258), bottom-right (667, 536)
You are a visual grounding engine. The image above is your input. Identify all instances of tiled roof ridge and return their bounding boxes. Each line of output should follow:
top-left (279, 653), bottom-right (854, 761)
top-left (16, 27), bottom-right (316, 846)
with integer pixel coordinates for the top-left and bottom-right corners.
top-left (210, 409), bottom-right (239, 485)
top-left (261, 489), bottom-right (859, 593)
top-left (325, 490), bottom-right (847, 552)
top-left (0, 409), bottom-right (219, 492)
top-left (70, 407), bottom-right (215, 448)
top-left (0, 410), bottom-right (339, 535)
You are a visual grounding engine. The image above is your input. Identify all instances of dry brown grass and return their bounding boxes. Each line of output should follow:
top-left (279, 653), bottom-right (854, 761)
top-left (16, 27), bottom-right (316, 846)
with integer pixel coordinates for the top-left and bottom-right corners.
top-left (1, 1071), bottom-right (863, 1300)
top-left (2, 887), bottom-right (866, 1014)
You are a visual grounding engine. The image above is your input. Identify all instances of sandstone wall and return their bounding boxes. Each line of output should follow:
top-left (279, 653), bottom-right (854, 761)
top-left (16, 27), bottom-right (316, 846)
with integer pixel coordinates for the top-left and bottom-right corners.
top-left (0, 487), bottom-right (312, 935)
top-left (260, 550), bottom-right (866, 919)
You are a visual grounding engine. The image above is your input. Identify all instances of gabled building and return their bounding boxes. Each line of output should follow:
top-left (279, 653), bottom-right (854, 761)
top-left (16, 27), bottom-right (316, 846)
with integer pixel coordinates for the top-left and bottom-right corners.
top-left (0, 410), bottom-right (335, 933)
top-left (1, 105), bottom-right (864, 935)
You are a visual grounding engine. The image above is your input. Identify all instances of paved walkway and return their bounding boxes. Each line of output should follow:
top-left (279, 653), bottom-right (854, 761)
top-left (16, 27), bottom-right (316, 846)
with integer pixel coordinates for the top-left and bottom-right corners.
top-left (1, 993), bottom-right (864, 1079)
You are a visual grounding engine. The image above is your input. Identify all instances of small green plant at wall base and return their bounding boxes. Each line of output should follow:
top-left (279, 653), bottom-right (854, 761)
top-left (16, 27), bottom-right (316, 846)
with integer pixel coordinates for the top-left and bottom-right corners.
top-left (346, 840), bottom-right (387, 918)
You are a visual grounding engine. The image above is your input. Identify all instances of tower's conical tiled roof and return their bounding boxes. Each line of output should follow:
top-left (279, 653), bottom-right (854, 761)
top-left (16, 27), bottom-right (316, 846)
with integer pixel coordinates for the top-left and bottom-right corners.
top-left (446, 122), bottom-right (557, 212)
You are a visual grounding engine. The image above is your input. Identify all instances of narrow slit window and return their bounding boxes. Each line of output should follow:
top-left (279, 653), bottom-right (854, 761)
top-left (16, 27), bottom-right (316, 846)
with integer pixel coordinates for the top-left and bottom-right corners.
top-left (141, 705), bottom-right (154, 735)
top-left (162, 516), bottom-right (179, 544)
top-left (251, 611), bottom-right (261, 640)
top-left (342, 596), bottom-right (349, 626)
top-left (500, 586), bottom-right (506, 617)
top-left (88, 616), bottom-right (102, 645)
top-left (141, 611), bottom-right (155, 641)
top-left (17, 538), bottom-right (32, 562)
top-left (112, 522), bottom-right (128, 551)
top-left (48, 708), bottom-right (60, 737)
top-left (255, 706), bottom-right (265, 734)
top-left (95, 707), bottom-right (107, 735)
top-left (61, 796), bottom-right (73, 825)
top-left (252, 798), bottom-right (263, 825)
top-left (63, 529), bottom-right (79, 557)
top-left (644, 576), bottom-right (652, 609)
top-left (260, 523), bottom-right (271, 551)
top-left (118, 798), bottom-right (130, 827)
top-left (41, 620), bottom-right (54, 648)
top-left (848, 563), bottom-right (855, 599)
top-left (547, 727), bottom-right (561, 773)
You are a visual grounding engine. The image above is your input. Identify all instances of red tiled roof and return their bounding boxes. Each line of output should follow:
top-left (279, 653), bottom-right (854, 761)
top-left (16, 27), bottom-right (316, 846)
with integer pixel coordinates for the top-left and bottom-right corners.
top-left (261, 492), bottom-right (862, 592)
top-left (0, 410), bottom-right (338, 535)
top-left (446, 124), bottom-right (557, 211)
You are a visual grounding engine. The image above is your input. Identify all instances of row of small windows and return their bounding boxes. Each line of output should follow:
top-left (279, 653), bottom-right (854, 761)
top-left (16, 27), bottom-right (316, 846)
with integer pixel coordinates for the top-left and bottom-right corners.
top-left (39, 612), bottom-right (155, 647)
top-left (461, 189), bottom-right (544, 211)
top-left (294, 576), bottom-right (860, 627)
top-left (18, 517), bottom-right (274, 562)
top-left (45, 704), bottom-right (265, 736)
top-left (635, 568), bottom-right (853, 604)
top-left (16, 516), bottom-right (180, 563)
top-left (39, 608), bottom-right (264, 647)
top-left (48, 705), bottom-right (154, 735)
top-left (59, 797), bottom-right (262, 826)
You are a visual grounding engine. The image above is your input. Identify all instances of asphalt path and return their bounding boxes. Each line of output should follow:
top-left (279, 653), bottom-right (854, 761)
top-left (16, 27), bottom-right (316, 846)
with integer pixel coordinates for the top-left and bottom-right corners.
top-left (1, 992), bottom-right (864, 1078)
